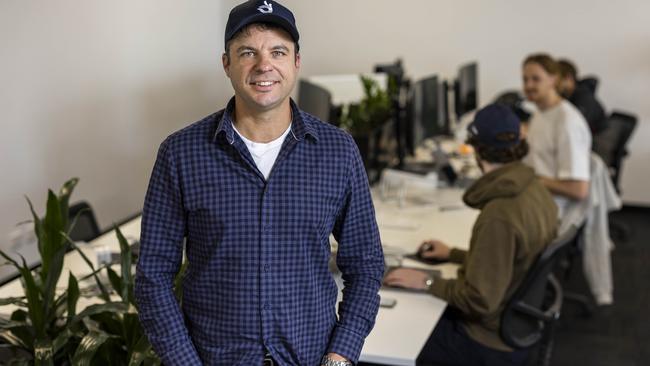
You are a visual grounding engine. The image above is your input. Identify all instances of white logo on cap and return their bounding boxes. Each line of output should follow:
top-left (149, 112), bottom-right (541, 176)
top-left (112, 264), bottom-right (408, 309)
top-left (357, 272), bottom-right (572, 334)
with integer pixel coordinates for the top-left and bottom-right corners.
top-left (258, 1), bottom-right (273, 14)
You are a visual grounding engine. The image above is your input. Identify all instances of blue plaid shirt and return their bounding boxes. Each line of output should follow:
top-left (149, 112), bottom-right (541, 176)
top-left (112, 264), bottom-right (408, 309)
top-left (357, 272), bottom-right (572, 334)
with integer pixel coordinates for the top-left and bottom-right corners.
top-left (135, 98), bottom-right (384, 366)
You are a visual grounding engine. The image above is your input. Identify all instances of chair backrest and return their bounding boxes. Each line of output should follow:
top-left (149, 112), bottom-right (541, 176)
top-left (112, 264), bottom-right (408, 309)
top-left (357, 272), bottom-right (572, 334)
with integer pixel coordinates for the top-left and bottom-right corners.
top-left (500, 226), bottom-right (581, 349)
top-left (592, 111), bottom-right (637, 190)
top-left (68, 201), bottom-right (101, 242)
top-left (493, 90), bottom-right (531, 122)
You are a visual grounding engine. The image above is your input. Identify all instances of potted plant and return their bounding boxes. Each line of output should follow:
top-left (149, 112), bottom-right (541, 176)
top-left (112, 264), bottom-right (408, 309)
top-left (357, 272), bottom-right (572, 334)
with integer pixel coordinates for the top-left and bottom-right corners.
top-left (0, 179), bottom-right (189, 365)
top-left (339, 75), bottom-right (392, 170)
top-left (0, 178), bottom-right (123, 365)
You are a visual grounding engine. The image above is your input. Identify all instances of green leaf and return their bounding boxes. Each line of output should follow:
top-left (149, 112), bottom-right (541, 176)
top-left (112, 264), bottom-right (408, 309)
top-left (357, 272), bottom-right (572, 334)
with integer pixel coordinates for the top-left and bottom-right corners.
top-left (0, 318), bottom-right (29, 329)
top-left (58, 178), bottom-right (79, 232)
top-left (15, 255), bottom-right (45, 339)
top-left (0, 297), bottom-right (27, 307)
top-left (0, 329), bottom-right (30, 349)
top-left (41, 190), bottom-right (65, 283)
top-left (106, 266), bottom-right (123, 301)
top-left (90, 311), bottom-right (123, 336)
top-left (25, 196), bottom-right (45, 268)
top-left (7, 309), bottom-right (34, 350)
top-left (52, 327), bottom-right (75, 354)
top-left (49, 290), bottom-right (68, 324)
top-left (122, 312), bottom-right (143, 351)
top-left (71, 302), bottom-right (129, 325)
top-left (0, 249), bottom-right (21, 270)
top-left (0, 318), bottom-right (34, 351)
top-left (115, 226), bottom-right (133, 304)
top-left (76, 265), bottom-right (106, 285)
top-left (128, 334), bottom-right (158, 366)
top-left (0, 253), bottom-right (40, 337)
top-left (42, 244), bottom-right (68, 317)
top-left (67, 272), bottom-right (80, 323)
top-left (66, 238), bottom-right (111, 302)
top-left (71, 330), bottom-right (113, 366)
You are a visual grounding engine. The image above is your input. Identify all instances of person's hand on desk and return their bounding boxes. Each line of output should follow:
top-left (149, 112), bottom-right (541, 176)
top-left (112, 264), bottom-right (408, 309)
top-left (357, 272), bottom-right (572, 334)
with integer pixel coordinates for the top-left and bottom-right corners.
top-left (383, 268), bottom-right (432, 291)
top-left (418, 240), bottom-right (451, 260)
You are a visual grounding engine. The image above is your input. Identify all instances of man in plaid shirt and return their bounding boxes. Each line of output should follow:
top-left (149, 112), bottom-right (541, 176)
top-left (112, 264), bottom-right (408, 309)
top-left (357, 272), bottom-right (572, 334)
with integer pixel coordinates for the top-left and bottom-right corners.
top-left (135, 1), bottom-right (384, 365)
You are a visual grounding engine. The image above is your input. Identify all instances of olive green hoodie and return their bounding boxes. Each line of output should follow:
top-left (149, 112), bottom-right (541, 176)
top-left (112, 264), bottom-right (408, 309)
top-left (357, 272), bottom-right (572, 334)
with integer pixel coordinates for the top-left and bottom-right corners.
top-left (429, 161), bottom-right (558, 351)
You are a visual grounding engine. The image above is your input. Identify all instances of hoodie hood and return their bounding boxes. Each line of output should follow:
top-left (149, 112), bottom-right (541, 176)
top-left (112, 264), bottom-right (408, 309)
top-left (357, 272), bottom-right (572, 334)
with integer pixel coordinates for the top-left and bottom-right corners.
top-left (578, 77), bottom-right (599, 94)
top-left (463, 162), bottom-right (536, 209)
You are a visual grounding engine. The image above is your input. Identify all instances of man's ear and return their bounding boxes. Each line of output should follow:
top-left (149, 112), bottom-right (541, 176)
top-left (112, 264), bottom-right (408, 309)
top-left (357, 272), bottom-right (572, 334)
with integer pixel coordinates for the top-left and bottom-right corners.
top-left (222, 52), bottom-right (231, 77)
top-left (295, 52), bottom-right (301, 69)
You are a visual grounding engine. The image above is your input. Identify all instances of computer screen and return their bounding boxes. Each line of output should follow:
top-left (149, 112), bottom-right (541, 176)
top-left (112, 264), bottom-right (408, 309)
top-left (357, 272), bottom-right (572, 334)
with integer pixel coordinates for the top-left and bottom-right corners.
top-left (297, 79), bottom-right (333, 123)
top-left (303, 73), bottom-right (388, 106)
top-left (405, 74), bottom-right (449, 155)
top-left (454, 62), bottom-right (478, 119)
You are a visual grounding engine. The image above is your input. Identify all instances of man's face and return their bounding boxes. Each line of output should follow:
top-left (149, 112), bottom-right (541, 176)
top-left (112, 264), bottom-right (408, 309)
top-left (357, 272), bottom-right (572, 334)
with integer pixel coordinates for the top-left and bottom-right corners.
top-left (522, 62), bottom-right (557, 104)
top-left (222, 26), bottom-right (300, 114)
top-left (557, 76), bottom-right (576, 98)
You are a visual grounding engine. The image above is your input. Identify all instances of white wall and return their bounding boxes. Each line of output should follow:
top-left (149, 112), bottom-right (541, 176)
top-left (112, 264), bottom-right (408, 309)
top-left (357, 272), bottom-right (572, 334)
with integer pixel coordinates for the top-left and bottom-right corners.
top-left (1, 0), bottom-right (649, 253)
top-left (286, 0), bottom-right (650, 205)
top-left (0, 1), bottom-right (234, 252)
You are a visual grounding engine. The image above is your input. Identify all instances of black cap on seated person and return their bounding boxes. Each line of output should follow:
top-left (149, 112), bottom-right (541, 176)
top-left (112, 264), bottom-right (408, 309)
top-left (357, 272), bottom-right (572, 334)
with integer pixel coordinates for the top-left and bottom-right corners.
top-left (225, 0), bottom-right (300, 49)
top-left (467, 104), bottom-right (521, 149)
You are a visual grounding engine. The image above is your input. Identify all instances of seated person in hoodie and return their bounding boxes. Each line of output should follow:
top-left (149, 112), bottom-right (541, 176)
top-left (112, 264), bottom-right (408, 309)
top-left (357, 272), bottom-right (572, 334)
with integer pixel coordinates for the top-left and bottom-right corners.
top-left (384, 104), bottom-right (558, 366)
top-left (557, 58), bottom-right (608, 135)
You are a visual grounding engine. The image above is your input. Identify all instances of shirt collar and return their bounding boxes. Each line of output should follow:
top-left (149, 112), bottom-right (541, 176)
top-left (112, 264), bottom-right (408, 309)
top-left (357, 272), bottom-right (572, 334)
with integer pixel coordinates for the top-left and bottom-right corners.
top-left (214, 97), bottom-right (319, 144)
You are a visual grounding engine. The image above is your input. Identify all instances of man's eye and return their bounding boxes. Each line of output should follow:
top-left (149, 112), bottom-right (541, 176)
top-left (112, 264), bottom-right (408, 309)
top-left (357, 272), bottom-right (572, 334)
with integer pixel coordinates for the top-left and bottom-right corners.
top-left (240, 51), bottom-right (255, 57)
top-left (272, 51), bottom-right (286, 57)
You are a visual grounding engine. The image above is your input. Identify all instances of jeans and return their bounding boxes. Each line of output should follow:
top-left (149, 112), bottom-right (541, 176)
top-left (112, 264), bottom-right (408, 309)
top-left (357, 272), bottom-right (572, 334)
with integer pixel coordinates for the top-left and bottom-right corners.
top-left (416, 309), bottom-right (530, 366)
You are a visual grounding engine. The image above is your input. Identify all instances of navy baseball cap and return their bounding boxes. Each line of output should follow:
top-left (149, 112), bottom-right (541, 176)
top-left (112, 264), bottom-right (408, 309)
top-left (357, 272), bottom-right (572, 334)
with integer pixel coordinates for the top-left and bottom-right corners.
top-left (467, 103), bottom-right (521, 148)
top-left (225, 1), bottom-right (300, 50)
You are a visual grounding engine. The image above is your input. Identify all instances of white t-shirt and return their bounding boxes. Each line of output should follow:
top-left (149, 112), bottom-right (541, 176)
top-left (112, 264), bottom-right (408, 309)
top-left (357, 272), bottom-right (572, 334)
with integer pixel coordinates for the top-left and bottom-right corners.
top-left (523, 100), bottom-right (592, 215)
top-left (233, 123), bottom-right (292, 180)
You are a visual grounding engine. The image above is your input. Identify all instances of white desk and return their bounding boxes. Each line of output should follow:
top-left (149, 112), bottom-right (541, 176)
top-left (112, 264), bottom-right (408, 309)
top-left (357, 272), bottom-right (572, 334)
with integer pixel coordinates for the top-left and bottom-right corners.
top-left (358, 188), bottom-right (477, 365)
top-left (0, 189), bottom-right (477, 366)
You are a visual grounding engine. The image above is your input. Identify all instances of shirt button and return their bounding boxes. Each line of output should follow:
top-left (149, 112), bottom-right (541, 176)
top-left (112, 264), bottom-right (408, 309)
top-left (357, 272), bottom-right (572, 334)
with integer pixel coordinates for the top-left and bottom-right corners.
top-left (264, 264), bottom-right (270, 272)
top-left (264, 224), bottom-right (271, 232)
top-left (264, 303), bottom-right (271, 310)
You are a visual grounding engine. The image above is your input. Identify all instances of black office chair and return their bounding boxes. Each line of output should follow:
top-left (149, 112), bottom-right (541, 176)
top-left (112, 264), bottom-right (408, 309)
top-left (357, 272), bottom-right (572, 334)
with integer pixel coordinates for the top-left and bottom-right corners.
top-left (500, 226), bottom-right (581, 366)
top-left (592, 110), bottom-right (638, 242)
top-left (555, 223), bottom-right (596, 318)
top-left (592, 111), bottom-right (637, 192)
top-left (493, 90), bottom-right (531, 122)
top-left (68, 201), bottom-right (101, 242)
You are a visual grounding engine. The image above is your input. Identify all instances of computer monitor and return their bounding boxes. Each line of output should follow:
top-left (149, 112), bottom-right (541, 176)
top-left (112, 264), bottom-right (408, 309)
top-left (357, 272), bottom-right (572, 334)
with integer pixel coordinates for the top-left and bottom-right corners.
top-left (454, 62), bottom-right (478, 119)
top-left (303, 73), bottom-right (388, 106)
top-left (297, 79), bottom-right (333, 123)
top-left (405, 74), bottom-right (449, 155)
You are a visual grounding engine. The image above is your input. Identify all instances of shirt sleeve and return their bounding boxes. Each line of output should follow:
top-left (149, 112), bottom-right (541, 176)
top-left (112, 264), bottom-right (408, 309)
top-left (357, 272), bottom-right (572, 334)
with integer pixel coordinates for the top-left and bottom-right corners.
top-left (449, 248), bottom-right (468, 264)
top-left (327, 135), bottom-right (384, 363)
top-left (135, 140), bottom-right (202, 365)
top-left (429, 219), bottom-right (517, 319)
top-left (556, 111), bottom-right (591, 181)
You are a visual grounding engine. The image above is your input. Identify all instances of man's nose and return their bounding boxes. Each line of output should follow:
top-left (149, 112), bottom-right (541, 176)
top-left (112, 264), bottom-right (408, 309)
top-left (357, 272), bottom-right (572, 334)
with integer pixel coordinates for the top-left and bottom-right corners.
top-left (255, 54), bottom-right (273, 73)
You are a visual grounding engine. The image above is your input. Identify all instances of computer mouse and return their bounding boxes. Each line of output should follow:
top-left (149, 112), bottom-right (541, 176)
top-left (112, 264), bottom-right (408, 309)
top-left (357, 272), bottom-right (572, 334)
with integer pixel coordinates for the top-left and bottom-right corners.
top-left (406, 250), bottom-right (448, 265)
